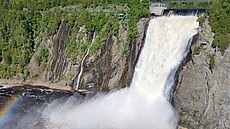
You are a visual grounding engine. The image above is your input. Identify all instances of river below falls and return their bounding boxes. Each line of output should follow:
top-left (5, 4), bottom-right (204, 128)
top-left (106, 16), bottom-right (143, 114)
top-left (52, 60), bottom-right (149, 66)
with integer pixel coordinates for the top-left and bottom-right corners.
top-left (0, 86), bottom-right (86, 129)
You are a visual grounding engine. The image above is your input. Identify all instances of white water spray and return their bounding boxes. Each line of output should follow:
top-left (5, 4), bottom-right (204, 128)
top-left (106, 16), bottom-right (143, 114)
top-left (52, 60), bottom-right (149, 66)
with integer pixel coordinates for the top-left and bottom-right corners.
top-left (43, 16), bottom-right (198, 129)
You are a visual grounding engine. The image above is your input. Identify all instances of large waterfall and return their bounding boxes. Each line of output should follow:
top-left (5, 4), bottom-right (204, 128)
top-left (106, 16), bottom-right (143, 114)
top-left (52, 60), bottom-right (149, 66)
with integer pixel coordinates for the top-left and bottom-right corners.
top-left (131, 16), bottom-right (199, 100)
top-left (42, 16), bottom-right (198, 129)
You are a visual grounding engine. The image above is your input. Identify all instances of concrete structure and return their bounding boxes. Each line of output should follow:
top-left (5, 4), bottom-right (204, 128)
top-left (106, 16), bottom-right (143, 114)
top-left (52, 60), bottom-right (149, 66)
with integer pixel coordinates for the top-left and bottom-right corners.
top-left (148, 0), bottom-right (211, 16)
top-left (162, 8), bottom-right (208, 16)
top-left (149, 3), bottom-right (167, 15)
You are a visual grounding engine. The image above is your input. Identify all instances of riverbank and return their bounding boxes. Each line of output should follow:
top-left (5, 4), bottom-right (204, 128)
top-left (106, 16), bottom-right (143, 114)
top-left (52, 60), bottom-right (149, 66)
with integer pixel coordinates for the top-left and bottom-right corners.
top-left (0, 79), bottom-right (71, 91)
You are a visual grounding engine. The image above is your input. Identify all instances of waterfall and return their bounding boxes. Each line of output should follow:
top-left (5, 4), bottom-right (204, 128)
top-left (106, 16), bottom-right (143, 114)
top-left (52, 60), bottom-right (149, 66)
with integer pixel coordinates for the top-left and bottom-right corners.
top-left (131, 16), bottom-right (198, 100)
top-left (73, 32), bottom-right (96, 90)
top-left (43, 16), bottom-right (198, 129)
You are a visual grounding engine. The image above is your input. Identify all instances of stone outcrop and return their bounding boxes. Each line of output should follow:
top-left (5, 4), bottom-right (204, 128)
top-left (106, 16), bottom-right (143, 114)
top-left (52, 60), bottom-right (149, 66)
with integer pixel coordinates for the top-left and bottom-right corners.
top-left (174, 19), bottom-right (230, 128)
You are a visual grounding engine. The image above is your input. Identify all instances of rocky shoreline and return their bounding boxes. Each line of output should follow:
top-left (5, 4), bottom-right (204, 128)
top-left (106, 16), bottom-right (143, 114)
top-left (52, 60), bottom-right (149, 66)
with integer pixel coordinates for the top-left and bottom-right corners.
top-left (0, 79), bottom-right (71, 91)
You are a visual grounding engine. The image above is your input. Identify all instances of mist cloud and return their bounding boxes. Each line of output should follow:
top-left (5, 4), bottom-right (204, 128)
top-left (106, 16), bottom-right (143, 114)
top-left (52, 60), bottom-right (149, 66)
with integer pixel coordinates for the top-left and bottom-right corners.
top-left (42, 88), bottom-right (179, 129)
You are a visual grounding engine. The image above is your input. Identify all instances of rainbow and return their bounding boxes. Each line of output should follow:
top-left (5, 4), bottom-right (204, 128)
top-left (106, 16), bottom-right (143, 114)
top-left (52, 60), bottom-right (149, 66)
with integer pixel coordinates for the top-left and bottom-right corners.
top-left (0, 96), bottom-right (21, 128)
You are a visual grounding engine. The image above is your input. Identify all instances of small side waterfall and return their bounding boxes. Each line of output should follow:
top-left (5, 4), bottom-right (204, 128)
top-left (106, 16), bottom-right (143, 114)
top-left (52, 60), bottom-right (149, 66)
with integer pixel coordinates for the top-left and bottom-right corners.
top-left (43, 16), bottom-right (198, 129)
top-left (73, 32), bottom-right (96, 90)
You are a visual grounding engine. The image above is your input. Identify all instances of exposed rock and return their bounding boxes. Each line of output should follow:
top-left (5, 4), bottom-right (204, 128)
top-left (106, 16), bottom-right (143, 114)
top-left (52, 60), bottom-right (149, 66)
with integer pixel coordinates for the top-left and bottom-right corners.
top-left (28, 20), bottom-right (72, 83)
top-left (76, 18), bottom-right (149, 91)
top-left (174, 20), bottom-right (230, 128)
top-left (46, 21), bottom-right (71, 82)
top-left (28, 36), bottom-right (53, 80)
top-left (119, 18), bottom-right (149, 88)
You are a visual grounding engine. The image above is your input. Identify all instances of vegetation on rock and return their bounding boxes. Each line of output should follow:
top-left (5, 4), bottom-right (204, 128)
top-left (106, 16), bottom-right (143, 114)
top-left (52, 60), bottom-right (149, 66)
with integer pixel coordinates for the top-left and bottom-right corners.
top-left (193, 45), bottom-right (201, 55)
top-left (209, 54), bottom-right (215, 70)
top-left (0, 0), bottom-right (150, 79)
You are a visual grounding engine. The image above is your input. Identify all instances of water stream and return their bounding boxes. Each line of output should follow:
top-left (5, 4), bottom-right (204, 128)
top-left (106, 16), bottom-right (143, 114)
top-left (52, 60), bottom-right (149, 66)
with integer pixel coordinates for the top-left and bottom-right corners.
top-left (74, 32), bottom-right (96, 90)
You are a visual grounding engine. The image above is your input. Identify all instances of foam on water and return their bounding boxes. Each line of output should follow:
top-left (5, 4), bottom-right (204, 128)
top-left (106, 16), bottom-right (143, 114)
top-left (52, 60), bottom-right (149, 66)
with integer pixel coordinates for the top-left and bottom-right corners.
top-left (42, 16), bottom-right (199, 129)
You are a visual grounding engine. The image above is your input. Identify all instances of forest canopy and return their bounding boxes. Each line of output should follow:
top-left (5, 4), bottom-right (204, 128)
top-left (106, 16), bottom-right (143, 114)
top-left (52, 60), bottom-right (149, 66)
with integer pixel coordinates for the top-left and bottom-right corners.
top-left (0, 0), bottom-right (150, 78)
top-left (0, 0), bottom-right (229, 79)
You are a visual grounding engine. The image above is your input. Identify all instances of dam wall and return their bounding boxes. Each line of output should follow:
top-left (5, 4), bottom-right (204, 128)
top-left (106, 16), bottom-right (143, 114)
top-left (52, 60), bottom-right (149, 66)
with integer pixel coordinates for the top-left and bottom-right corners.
top-left (162, 8), bottom-right (208, 16)
top-left (149, 2), bottom-right (208, 16)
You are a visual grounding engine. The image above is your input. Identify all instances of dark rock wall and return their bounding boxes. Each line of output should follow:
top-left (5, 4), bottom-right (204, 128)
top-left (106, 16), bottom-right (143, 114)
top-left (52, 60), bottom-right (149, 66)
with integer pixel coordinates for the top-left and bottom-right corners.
top-left (46, 21), bottom-right (71, 82)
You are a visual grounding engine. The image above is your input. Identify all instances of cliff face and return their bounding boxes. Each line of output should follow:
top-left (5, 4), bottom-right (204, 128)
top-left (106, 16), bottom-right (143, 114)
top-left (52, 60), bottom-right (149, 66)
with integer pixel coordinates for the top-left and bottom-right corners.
top-left (27, 18), bottom-right (149, 91)
top-left (46, 21), bottom-right (71, 82)
top-left (76, 19), bottom-right (149, 91)
top-left (28, 20), bottom-right (73, 84)
top-left (174, 20), bottom-right (230, 128)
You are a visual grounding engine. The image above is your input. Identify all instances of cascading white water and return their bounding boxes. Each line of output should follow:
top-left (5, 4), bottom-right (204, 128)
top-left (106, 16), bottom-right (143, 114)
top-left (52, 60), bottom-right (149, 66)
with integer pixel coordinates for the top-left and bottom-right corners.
top-left (42, 16), bottom-right (198, 129)
top-left (131, 16), bottom-right (199, 100)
